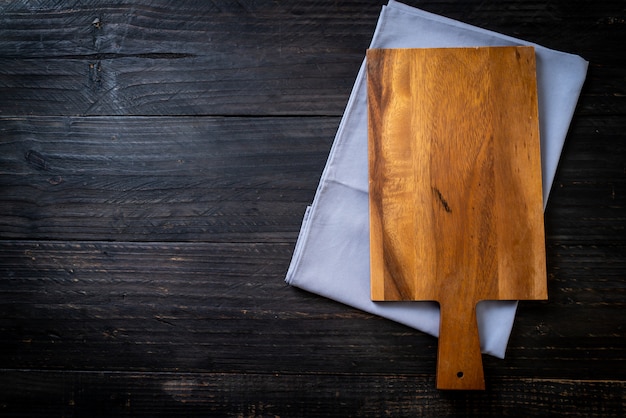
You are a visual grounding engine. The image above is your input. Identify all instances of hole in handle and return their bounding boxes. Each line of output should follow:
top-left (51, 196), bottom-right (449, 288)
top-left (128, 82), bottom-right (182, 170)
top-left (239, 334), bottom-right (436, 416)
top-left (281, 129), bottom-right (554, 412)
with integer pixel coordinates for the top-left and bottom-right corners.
top-left (457, 371), bottom-right (464, 379)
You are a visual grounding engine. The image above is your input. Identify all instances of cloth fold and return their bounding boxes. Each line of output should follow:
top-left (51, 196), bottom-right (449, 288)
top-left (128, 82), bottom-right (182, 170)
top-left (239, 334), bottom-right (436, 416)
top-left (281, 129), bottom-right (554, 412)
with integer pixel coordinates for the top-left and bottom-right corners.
top-left (286, 0), bottom-right (587, 358)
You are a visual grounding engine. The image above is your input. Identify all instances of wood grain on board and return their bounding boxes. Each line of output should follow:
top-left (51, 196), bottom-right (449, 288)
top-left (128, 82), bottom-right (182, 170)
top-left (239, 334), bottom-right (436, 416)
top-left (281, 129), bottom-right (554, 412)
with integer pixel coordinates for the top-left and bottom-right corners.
top-left (367, 47), bottom-right (547, 389)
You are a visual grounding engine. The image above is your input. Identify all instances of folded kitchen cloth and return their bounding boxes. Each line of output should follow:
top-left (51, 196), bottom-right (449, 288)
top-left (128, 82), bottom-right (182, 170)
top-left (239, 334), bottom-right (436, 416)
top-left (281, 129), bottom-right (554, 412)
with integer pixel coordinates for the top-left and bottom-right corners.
top-left (285, 0), bottom-right (588, 358)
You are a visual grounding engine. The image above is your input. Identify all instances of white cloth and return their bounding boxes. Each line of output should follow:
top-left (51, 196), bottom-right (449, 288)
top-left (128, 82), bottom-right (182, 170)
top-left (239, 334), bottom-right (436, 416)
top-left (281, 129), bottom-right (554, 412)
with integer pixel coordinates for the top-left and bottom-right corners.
top-left (285, 0), bottom-right (588, 358)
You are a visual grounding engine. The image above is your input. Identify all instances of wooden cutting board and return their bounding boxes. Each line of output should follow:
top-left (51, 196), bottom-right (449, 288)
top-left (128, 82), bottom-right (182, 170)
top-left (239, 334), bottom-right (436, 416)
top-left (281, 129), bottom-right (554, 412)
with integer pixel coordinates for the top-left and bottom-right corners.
top-left (367, 47), bottom-right (547, 390)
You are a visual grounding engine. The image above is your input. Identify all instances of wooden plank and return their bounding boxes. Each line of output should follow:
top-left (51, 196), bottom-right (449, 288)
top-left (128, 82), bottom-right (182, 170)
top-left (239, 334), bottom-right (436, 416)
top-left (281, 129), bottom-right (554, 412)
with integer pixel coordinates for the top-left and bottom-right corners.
top-left (0, 55), bottom-right (362, 116)
top-left (0, 241), bottom-right (623, 379)
top-left (0, 0), bottom-right (381, 116)
top-left (0, 0), bottom-right (381, 59)
top-left (0, 370), bottom-right (624, 417)
top-left (0, 54), bottom-right (617, 117)
top-left (367, 47), bottom-right (546, 389)
top-left (0, 240), bottom-right (437, 375)
top-left (0, 112), bottom-right (626, 243)
top-left (0, 1), bottom-right (623, 116)
top-left (0, 116), bottom-right (336, 241)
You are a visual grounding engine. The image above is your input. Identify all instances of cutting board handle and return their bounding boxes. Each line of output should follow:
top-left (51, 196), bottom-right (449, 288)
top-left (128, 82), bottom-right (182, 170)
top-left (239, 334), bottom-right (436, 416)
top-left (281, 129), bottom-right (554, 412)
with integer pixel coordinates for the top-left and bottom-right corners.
top-left (437, 301), bottom-right (485, 390)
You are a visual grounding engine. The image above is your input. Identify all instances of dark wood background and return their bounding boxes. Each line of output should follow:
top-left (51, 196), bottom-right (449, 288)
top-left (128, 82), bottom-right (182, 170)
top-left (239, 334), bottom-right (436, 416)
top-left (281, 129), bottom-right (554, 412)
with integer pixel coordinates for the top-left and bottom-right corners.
top-left (0, 0), bottom-right (624, 416)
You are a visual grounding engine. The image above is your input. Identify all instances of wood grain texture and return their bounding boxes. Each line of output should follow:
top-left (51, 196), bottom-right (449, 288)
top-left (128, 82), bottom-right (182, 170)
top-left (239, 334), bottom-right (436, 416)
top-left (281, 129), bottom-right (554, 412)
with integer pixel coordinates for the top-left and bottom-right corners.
top-left (368, 47), bottom-right (546, 389)
top-left (0, 0), bottom-right (380, 116)
top-left (0, 1), bottom-right (623, 117)
top-left (0, 116), bottom-right (335, 241)
top-left (0, 240), bottom-right (623, 379)
top-left (0, 0), bottom-right (624, 415)
top-left (1, 370), bottom-right (624, 418)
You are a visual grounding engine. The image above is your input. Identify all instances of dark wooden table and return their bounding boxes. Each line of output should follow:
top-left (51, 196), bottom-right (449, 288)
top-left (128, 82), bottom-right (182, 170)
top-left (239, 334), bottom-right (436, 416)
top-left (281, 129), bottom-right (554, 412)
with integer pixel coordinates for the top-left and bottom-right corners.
top-left (0, 1), bottom-right (624, 416)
